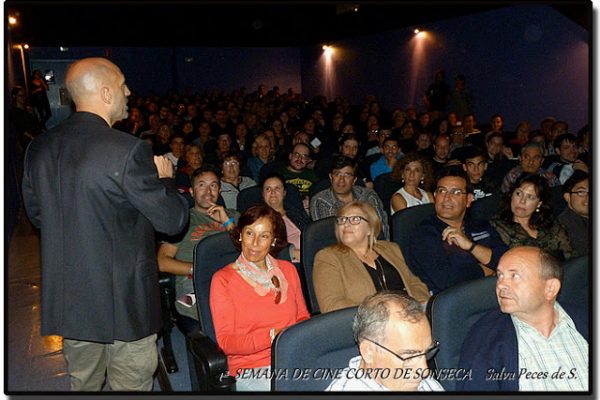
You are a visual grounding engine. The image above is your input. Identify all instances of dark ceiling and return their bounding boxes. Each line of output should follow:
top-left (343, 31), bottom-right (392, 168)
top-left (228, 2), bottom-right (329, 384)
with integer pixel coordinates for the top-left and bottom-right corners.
top-left (6, 1), bottom-right (592, 47)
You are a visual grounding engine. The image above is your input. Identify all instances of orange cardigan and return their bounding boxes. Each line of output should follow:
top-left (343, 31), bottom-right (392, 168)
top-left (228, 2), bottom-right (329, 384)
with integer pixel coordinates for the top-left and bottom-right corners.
top-left (210, 260), bottom-right (310, 376)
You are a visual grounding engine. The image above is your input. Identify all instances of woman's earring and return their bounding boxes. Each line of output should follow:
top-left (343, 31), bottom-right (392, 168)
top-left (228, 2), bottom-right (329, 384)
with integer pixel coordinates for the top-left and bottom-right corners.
top-left (238, 236), bottom-right (242, 242)
top-left (401, 178), bottom-right (405, 183)
top-left (271, 239), bottom-right (276, 247)
top-left (420, 176), bottom-right (425, 185)
top-left (535, 204), bottom-right (541, 213)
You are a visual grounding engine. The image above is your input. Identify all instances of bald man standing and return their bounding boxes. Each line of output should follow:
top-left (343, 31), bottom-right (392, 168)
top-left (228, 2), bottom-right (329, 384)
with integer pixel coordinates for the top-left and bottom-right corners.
top-left (22, 58), bottom-right (189, 391)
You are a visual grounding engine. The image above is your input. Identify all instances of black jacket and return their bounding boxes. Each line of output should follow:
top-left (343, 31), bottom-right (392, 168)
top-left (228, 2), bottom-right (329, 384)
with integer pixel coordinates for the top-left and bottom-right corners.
top-left (22, 112), bottom-right (189, 343)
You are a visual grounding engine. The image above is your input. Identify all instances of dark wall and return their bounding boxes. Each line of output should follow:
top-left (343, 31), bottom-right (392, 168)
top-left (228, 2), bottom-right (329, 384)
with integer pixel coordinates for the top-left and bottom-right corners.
top-left (28, 46), bottom-right (302, 97)
top-left (300, 4), bottom-right (589, 130)
top-left (174, 47), bottom-right (301, 94)
top-left (28, 47), bottom-right (176, 96)
top-left (27, 4), bottom-right (588, 131)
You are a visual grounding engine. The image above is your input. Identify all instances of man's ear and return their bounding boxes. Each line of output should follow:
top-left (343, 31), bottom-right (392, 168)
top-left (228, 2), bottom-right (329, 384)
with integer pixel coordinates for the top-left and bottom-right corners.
top-left (329, 173), bottom-right (333, 183)
top-left (359, 340), bottom-right (375, 364)
top-left (544, 278), bottom-right (561, 301)
top-left (563, 193), bottom-right (570, 204)
top-left (101, 86), bottom-right (111, 104)
top-left (462, 164), bottom-right (467, 172)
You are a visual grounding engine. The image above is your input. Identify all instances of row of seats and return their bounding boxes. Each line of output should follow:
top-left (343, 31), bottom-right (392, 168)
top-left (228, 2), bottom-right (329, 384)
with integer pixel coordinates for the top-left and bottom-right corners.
top-left (183, 225), bottom-right (589, 391)
top-left (162, 188), bottom-right (570, 390)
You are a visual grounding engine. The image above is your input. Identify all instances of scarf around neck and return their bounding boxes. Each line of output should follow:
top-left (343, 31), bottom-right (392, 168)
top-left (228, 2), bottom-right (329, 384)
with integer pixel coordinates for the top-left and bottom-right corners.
top-left (234, 252), bottom-right (289, 303)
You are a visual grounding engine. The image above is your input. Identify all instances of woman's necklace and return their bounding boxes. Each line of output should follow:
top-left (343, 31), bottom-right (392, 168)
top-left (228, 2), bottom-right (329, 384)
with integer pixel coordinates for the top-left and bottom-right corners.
top-left (374, 258), bottom-right (388, 290)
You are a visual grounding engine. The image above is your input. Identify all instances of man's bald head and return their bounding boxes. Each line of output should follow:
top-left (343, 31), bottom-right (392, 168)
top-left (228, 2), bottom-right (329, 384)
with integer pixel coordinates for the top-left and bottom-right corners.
top-left (65, 58), bottom-right (130, 125)
top-left (66, 58), bottom-right (119, 104)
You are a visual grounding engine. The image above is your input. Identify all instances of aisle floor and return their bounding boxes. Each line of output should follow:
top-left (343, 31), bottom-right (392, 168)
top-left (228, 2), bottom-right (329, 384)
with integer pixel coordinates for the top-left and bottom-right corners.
top-left (6, 213), bottom-right (191, 393)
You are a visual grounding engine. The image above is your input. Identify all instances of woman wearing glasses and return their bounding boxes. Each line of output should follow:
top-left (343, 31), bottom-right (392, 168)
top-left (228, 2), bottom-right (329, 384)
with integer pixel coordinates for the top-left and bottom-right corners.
top-left (390, 152), bottom-right (434, 216)
top-left (219, 151), bottom-right (256, 210)
top-left (490, 174), bottom-right (575, 260)
top-left (210, 205), bottom-right (310, 391)
top-left (313, 201), bottom-right (429, 314)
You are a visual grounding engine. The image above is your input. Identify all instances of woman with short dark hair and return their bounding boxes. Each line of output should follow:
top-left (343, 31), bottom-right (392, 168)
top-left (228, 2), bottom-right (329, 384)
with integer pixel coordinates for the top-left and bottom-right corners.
top-left (210, 204), bottom-right (310, 391)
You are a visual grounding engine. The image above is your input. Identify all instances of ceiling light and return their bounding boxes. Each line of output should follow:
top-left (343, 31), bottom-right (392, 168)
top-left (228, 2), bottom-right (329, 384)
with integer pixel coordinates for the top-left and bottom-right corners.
top-left (8, 16), bottom-right (17, 25)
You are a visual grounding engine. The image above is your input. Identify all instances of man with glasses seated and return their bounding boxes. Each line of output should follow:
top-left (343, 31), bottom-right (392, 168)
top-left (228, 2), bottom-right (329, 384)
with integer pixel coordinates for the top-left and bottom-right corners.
top-left (310, 156), bottom-right (390, 239)
top-left (406, 170), bottom-right (507, 294)
top-left (276, 142), bottom-right (319, 208)
top-left (326, 292), bottom-right (443, 391)
top-left (558, 171), bottom-right (589, 256)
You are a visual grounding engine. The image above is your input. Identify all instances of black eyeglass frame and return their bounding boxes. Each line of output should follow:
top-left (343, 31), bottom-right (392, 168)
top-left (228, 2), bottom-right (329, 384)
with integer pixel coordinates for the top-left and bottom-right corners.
top-left (363, 338), bottom-right (440, 362)
top-left (570, 190), bottom-right (589, 198)
top-left (335, 215), bottom-right (368, 225)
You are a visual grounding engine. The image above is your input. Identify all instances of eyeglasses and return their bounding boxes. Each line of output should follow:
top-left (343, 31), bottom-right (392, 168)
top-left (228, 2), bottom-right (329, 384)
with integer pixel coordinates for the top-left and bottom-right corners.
top-left (570, 190), bottom-right (589, 198)
top-left (292, 152), bottom-right (310, 160)
top-left (513, 189), bottom-right (538, 202)
top-left (332, 172), bottom-right (354, 178)
top-left (224, 160), bottom-right (239, 166)
top-left (271, 276), bottom-right (281, 304)
top-left (435, 187), bottom-right (468, 197)
top-left (363, 338), bottom-right (440, 362)
top-left (336, 215), bottom-right (368, 225)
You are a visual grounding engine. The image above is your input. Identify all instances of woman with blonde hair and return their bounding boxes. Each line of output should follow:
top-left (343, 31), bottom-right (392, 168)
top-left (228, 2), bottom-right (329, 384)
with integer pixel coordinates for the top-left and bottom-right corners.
top-left (313, 201), bottom-right (430, 313)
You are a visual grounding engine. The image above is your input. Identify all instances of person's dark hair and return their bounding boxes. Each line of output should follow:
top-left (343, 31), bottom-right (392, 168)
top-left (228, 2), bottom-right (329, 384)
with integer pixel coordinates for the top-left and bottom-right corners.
top-left (191, 164), bottom-right (221, 186)
top-left (382, 135), bottom-right (400, 147)
top-left (485, 131), bottom-right (503, 144)
top-left (435, 168), bottom-right (472, 193)
top-left (576, 125), bottom-right (589, 141)
top-left (221, 150), bottom-right (242, 165)
top-left (338, 132), bottom-right (360, 146)
top-left (352, 291), bottom-right (424, 344)
top-left (230, 204), bottom-right (288, 256)
top-left (330, 155), bottom-right (358, 176)
top-left (539, 248), bottom-right (564, 284)
top-left (497, 173), bottom-right (553, 230)
top-left (260, 171), bottom-right (286, 190)
top-left (562, 170), bottom-right (588, 194)
top-left (169, 132), bottom-right (185, 144)
top-left (391, 152), bottom-right (434, 191)
top-left (553, 133), bottom-right (577, 150)
top-left (528, 130), bottom-right (546, 143)
top-left (519, 142), bottom-right (544, 156)
top-left (460, 146), bottom-right (488, 164)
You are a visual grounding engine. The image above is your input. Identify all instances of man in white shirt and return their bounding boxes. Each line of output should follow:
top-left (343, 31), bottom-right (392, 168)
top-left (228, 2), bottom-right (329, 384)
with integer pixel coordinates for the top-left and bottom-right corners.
top-left (458, 246), bottom-right (589, 391)
top-left (326, 292), bottom-right (444, 391)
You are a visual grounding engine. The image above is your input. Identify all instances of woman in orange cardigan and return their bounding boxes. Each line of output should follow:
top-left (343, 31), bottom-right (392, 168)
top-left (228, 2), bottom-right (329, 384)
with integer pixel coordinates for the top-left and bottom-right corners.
top-left (210, 204), bottom-right (309, 391)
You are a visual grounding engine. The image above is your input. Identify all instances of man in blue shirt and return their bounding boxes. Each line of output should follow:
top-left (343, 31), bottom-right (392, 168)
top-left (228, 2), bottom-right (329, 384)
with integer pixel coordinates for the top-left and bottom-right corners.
top-left (370, 135), bottom-right (402, 181)
top-left (406, 170), bottom-right (507, 294)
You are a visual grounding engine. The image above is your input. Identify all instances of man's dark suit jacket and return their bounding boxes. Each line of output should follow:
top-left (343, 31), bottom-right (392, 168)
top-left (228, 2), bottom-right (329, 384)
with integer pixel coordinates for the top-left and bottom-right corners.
top-left (22, 112), bottom-right (189, 343)
top-left (456, 302), bottom-right (588, 391)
